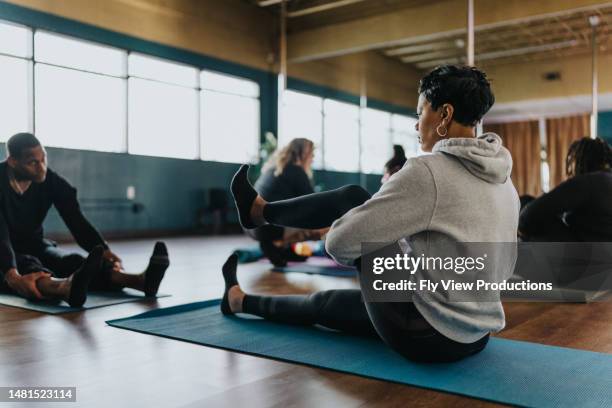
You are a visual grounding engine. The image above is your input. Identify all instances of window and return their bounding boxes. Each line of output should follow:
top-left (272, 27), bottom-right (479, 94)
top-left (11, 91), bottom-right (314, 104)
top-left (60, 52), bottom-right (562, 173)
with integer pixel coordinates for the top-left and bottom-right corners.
top-left (35, 64), bottom-right (126, 152)
top-left (200, 71), bottom-right (260, 164)
top-left (0, 22), bottom-right (32, 141)
top-left (34, 31), bottom-right (127, 152)
top-left (323, 99), bottom-right (360, 172)
top-left (1, 19), bottom-right (263, 162)
top-left (280, 90), bottom-right (323, 168)
top-left (128, 54), bottom-right (199, 159)
top-left (0, 56), bottom-right (32, 141)
top-left (202, 71), bottom-right (259, 97)
top-left (128, 78), bottom-right (199, 159)
top-left (361, 108), bottom-right (392, 174)
top-left (391, 114), bottom-right (421, 158)
top-left (129, 53), bottom-right (198, 88)
top-left (0, 20), bottom-right (32, 58)
top-left (35, 31), bottom-right (126, 76)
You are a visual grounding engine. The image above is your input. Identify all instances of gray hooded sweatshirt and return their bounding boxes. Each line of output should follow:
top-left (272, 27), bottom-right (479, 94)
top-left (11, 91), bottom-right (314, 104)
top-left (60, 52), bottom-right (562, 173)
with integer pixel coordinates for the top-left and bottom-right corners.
top-left (325, 133), bottom-right (520, 343)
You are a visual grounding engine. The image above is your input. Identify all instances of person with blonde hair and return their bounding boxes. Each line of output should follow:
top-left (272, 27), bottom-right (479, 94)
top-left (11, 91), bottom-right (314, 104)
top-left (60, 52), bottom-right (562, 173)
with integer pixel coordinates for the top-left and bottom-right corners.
top-left (248, 138), bottom-right (326, 266)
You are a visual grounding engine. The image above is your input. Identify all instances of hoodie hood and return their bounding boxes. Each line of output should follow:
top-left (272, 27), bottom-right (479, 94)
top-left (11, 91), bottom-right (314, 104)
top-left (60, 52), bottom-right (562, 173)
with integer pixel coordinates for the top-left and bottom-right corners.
top-left (432, 133), bottom-right (512, 184)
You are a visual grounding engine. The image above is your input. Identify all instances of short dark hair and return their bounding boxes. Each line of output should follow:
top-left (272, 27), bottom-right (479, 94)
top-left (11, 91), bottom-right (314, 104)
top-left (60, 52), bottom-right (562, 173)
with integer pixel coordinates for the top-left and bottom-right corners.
top-left (418, 65), bottom-right (495, 126)
top-left (566, 137), bottom-right (612, 176)
top-left (6, 132), bottom-right (42, 159)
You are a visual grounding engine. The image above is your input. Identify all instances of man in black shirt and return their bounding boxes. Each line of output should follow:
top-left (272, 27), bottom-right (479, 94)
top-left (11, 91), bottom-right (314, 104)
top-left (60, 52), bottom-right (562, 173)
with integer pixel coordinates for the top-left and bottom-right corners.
top-left (0, 133), bottom-right (169, 307)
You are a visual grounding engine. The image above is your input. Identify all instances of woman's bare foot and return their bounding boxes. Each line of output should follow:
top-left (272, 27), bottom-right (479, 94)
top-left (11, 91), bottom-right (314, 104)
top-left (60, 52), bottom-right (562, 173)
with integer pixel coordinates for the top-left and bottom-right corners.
top-left (251, 195), bottom-right (267, 226)
top-left (227, 285), bottom-right (245, 313)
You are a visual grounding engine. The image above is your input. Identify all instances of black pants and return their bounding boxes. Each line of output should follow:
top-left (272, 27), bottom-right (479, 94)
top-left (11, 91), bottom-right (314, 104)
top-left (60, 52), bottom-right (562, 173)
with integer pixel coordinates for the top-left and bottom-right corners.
top-left (0, 243), bottom-right (113, 293)
top-left (244, 185), bottom-right (490, 363)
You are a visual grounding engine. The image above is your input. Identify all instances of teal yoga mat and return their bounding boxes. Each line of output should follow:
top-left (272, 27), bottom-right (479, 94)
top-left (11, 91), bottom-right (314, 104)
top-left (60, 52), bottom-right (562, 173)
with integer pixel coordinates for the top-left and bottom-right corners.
top-left (107, 299), bottom-right (612, 407)
top-left (271, 256), bottom-right (356, 277)
top-left (0, 289), bottom-right (169, 314)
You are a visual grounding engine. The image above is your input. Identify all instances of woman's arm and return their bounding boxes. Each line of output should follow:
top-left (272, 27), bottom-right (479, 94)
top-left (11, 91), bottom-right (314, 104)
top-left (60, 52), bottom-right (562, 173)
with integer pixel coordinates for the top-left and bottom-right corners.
top-left (325, 159), bottom-right (436, 266)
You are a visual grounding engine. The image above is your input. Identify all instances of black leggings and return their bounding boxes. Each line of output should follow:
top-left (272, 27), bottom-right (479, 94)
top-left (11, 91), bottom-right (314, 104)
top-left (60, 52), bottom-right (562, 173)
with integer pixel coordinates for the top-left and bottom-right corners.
top-left (263, 185), bottom-right (372, 229)
top-left (245, 185), bottom-right (490, 363)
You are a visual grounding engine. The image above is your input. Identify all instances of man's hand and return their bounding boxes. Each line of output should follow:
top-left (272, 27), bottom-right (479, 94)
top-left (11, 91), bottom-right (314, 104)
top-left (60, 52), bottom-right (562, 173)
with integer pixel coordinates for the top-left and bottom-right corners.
top-left (103, 249), bottom-right (123, 272)
top-left (4, 268), bottom-right (50, 300)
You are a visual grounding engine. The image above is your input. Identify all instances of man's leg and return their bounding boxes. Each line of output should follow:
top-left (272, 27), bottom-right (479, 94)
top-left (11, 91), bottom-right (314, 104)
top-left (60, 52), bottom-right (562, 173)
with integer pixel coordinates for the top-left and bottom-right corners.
top-left (38, 242), bottom-right (168, 296)
top-left (107, 241), bottom-right (169, 296)
top-left (14, 248), bottom-right (104, 307)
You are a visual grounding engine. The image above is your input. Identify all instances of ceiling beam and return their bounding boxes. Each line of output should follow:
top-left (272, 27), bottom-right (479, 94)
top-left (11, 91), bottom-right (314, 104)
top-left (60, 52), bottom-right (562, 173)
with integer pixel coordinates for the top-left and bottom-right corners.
top-left (258, 0), bottom-right (291, 7)
top-left (414, 39), bottom-right (579, 69)
top-left (287, 0), bottom-right (368, 18)
top-left (287, 0), bottom-right (612, 62)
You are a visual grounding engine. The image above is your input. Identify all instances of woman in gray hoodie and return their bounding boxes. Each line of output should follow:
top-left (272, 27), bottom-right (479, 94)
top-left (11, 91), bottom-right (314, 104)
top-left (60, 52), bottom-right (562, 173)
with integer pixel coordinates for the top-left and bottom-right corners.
top-left (225, 65), bottom-right (520, 363)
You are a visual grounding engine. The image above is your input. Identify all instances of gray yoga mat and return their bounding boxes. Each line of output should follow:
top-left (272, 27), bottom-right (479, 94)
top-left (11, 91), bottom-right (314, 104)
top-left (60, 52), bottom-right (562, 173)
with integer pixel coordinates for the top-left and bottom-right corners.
top-left (0, 289), bottom-right (169, 314)
top-left (107, 299), bottom-right (612, 408)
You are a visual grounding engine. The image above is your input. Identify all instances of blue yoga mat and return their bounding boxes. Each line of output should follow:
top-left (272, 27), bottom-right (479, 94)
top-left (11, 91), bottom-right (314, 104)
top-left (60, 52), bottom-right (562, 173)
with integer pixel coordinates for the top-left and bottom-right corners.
top-left (234, 247), bottom-right (264, 264)
top-left (0, 289), bottom-right (169, 314)
top-left (107, 299), bottom-right (612, 407)
top-left (272, 263), bottom-right (356, 277)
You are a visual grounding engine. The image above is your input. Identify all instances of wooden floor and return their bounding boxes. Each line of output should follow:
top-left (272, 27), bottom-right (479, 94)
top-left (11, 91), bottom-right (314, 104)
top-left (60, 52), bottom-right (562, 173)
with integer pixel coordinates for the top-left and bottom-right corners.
top-left (1, 236), bottom-right (611, 408)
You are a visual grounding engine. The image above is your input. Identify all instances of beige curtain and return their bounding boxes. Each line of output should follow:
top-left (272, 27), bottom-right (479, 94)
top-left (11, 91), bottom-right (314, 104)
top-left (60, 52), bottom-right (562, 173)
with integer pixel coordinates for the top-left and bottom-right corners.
top-left (546, 114), bottom-right (590, 188)
top-left (484, 121), bottom-right (541, 196)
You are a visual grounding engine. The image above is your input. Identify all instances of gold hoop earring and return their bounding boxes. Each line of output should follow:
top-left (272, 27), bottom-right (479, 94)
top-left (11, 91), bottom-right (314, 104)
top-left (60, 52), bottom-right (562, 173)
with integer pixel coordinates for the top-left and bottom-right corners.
top-left (436, 123), bottom-right (448, 138)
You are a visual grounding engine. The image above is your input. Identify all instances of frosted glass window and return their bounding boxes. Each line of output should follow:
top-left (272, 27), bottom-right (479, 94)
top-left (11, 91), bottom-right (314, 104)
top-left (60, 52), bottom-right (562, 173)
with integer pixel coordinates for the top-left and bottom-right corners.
top-left (35, 64), bottom-right (126, 152)
top-left (129, 53), bottom-right (198, 88)
top-left (201, 90), bottom-right (259, 164)
top-left (0, 56), bottom-right (32, 141)
top-left (361, 108), bottom-right (392, 174)
top-left (280, 90), bottom-right (323, 168)
top-left (324, 99), bottom-right (359, 121)
top-left (323, 99), bottom-right (360, 172)
top-left (391, 114), bottom-right (421, 157)
top-left (201, 71), bottom-right (259, 97)
top-left (35, 31), bottom-right (126, 76)
top-left (128, 78), bottom-right (199, 159)
top-left (0, 21), bottom-right (32, 58)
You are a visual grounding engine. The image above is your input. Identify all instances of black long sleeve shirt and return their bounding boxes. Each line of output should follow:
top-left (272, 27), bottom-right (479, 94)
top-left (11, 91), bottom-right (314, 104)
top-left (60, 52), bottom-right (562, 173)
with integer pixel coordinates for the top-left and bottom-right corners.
top-left (254, 163), bottom-right (314, 202)
top-left (519, 170), bottom-right (612, 241)
top-left (0, 162), bottom-right (107, 280)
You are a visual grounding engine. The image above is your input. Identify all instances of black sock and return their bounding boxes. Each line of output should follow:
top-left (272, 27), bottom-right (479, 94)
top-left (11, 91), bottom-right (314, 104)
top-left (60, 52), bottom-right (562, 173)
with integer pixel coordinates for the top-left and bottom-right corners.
top-left (230, 164), bottom-right (258, 229)
top-left (144, 241), bottom-right (170, 297)
top-left (221, 253), bottom-right (239, 315)
top-left (68, 246), bottom-right (104, 308)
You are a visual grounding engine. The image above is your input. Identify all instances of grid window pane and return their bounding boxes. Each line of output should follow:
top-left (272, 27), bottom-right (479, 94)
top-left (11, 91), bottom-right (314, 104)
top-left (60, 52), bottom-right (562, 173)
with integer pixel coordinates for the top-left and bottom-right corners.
top-left (392, 114), bottom-right (421, 157)
top-left (0, 21), bottom-right (32, 58)
top-left (280, 90), bottom-right (323, 169)
top-left (35, 64), bottom-right (126, 152)
top-left (361, 108), bottom-right (392, 174)
top-left (0, 55), bottom-right (32, 141)
top-left (129, 53), bottom-right (198, 88)
top-left (128, 78), bottom-right (199, 159)
top-left (35, 31), bottom-right (126, 76)
top-left (323, 99), bottom-right (360, 172)
top-left (201, 71), bottom-right (259, 97)
top-left (201, 90), bottom-right (259, 164)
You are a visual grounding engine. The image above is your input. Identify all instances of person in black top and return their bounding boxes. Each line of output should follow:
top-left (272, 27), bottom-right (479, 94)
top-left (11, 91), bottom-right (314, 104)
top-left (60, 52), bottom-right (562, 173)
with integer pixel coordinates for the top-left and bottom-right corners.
top-left (248, 138), bottom-right (327, 266)
top-left (0, 133), bottom-right (170, 307)
top-left (519, 137), bottom-right (612, 241)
